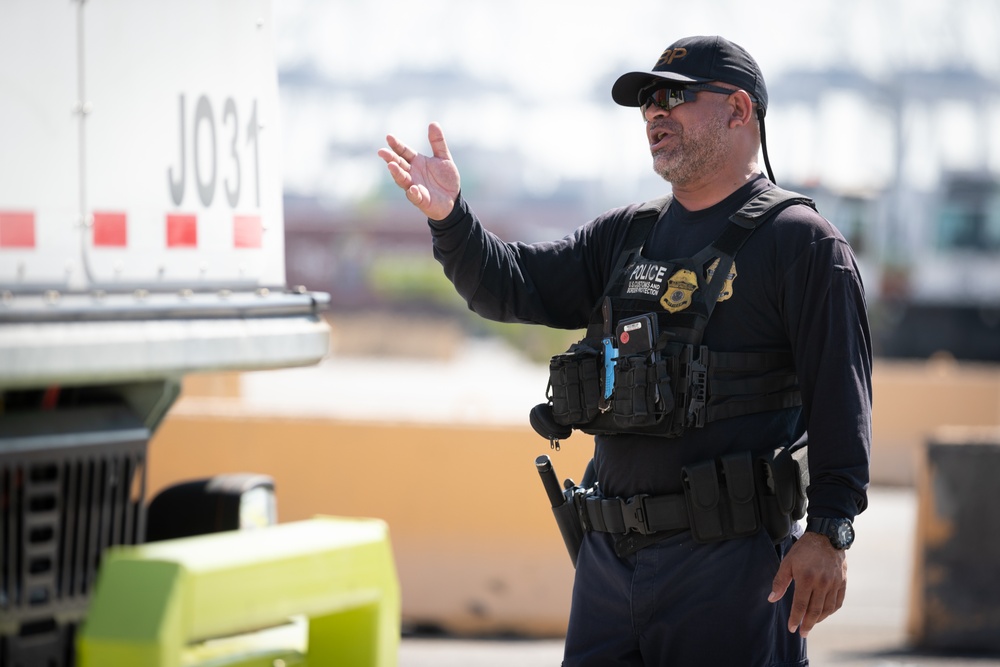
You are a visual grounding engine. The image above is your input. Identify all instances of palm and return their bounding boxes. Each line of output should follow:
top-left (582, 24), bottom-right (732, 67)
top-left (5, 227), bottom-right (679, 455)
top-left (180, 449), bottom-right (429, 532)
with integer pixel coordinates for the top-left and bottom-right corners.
top-left (408, 150), bottom-right (459, 215)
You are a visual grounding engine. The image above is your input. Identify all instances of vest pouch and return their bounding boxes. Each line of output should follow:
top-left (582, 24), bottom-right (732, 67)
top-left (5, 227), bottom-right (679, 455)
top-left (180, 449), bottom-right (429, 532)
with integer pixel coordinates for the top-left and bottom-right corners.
top-left (549, 340), bottom-right (603, 426)
top-left (613, 353), bottom-right (674, 429)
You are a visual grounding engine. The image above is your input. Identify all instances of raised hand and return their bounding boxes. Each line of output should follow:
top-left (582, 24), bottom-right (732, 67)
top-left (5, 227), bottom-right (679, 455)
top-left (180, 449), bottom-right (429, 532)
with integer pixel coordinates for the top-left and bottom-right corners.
top-left (378, 122), bottom-right (461, 221)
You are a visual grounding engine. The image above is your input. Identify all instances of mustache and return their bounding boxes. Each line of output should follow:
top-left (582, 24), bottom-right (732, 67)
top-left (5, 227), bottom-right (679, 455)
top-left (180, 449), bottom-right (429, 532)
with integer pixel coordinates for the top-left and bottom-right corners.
top-left (648, 119), bottom-right (681, 139)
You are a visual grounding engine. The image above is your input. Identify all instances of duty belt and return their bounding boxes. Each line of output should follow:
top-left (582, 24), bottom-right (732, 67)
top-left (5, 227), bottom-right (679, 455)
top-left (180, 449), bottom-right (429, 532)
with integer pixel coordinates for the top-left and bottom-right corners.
top-left (575, 448), bottom-right (808, 558)
top-left (583, 493), bottom-right (688, 536)
top-left (537, 446), bottom-right (808, 565)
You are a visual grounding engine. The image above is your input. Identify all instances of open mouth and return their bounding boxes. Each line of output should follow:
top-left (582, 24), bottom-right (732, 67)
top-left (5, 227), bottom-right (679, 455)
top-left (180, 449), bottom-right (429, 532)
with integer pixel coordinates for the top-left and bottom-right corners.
top-left (649, 127), bottom-right (674, 152)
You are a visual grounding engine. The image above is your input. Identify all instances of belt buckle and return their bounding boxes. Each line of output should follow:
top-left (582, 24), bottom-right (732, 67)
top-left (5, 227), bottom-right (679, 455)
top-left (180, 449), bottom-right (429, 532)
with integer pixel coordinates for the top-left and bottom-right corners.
top-left (620, 494), bottom-right (652, 535)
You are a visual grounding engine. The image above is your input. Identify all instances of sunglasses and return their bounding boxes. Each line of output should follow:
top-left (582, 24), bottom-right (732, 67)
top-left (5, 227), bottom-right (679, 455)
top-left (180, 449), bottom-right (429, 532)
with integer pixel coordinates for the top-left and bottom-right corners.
top-left (638, 83), bottom-right (740, 115)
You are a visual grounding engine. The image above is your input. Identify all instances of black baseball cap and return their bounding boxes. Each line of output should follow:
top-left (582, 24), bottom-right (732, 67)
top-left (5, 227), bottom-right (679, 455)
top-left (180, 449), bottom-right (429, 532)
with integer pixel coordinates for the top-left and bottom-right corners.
top-left (613, 35), bottom-right (777, 183)
top-left (612, 35), bottom-right (768, 115)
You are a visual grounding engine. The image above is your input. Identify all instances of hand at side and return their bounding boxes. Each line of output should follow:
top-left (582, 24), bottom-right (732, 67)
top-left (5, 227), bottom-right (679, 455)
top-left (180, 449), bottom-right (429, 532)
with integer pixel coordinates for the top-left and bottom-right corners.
top-left (768, 531), bottom-right (848, 637)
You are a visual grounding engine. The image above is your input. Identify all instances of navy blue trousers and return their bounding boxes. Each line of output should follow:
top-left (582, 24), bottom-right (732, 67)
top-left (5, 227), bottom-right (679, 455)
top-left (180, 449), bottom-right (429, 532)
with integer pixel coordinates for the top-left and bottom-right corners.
top-left (563, 529), bottom-right (808, 666)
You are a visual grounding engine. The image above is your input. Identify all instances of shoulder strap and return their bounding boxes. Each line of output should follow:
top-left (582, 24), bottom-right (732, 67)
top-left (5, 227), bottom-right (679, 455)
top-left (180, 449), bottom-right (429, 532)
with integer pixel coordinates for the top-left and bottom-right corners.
top-left (586, 195), bottom-right (672, 337)
top-left (712, 186), bottom-right (815, 256)
top-left (610, 195), bottom-right (672, 276)
top-left (669, 186), bottom-right (816, 345)
top-left (634, 194), bottom-right (673, 225)
top-left (730, 186), bottom-right (815, 229)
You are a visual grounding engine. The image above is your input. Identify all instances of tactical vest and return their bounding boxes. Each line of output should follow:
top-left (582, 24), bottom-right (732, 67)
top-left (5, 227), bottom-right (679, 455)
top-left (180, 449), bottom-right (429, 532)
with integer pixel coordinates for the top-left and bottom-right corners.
top-left (533, 187), bottom-right (815, 443)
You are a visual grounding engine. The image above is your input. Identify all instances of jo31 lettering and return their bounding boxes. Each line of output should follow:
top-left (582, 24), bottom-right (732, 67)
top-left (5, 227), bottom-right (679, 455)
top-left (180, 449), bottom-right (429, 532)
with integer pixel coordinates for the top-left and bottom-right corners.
top-left (167, 94), bottom-right (261, 209)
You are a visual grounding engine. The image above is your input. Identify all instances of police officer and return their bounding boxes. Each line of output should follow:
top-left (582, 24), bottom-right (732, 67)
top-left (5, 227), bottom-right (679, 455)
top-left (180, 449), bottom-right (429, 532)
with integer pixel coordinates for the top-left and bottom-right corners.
top-left (379, 35), bottom-right (871, 667)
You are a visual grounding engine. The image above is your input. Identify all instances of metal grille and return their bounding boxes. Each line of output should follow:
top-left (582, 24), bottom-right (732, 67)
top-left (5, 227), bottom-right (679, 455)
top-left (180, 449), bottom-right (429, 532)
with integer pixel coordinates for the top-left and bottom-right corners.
top-left (2, 448), bottom-right (146, 617)
top-left (1, 407), bottom-right (148, 667)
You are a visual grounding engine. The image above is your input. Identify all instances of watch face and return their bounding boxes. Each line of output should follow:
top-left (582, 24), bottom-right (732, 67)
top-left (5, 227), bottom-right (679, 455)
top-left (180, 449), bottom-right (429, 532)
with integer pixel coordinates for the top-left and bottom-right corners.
top-left (808, 518), bottom-right (855, 549)
top-left (835, 521), bottom-right (855, 548)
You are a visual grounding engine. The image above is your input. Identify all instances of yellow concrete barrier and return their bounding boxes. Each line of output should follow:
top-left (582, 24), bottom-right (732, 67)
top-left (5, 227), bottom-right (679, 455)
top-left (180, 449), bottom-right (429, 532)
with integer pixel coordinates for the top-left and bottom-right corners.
top-left (148, 408), bottom-right (591, 637)
top-left (871, 358), bottom-right (1000, 485)
top-left (77, 517), bottom-right (400, 667)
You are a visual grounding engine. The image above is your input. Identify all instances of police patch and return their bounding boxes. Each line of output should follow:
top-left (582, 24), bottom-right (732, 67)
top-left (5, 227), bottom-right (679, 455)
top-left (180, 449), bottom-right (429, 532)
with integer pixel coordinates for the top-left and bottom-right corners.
top-left (660, 268), bottom-right (698, 313)
top-left (624, 260), bottom-right (672, 300)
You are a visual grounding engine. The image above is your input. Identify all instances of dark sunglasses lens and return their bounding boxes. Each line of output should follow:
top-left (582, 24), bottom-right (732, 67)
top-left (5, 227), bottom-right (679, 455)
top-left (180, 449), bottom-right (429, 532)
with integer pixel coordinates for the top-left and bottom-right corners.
top-left (640, 87), bottom-right (683, 113)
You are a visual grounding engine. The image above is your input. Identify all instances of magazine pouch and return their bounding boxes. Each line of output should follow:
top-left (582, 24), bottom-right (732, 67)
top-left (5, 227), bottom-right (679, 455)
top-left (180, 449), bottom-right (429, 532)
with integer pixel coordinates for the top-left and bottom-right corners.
top-left (548, 339), bottom-right (603, 425)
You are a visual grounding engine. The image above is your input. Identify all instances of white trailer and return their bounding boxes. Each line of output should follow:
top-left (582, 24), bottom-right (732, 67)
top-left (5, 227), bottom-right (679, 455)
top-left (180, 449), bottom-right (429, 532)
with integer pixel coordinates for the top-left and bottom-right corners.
top-left (0, 2), bottom-right (330, 663)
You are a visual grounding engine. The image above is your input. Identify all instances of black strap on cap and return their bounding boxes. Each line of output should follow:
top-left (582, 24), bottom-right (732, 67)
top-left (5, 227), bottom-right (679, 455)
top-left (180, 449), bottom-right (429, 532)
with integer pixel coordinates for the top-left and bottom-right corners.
top-left (758, 109), bottom-right (776, 184)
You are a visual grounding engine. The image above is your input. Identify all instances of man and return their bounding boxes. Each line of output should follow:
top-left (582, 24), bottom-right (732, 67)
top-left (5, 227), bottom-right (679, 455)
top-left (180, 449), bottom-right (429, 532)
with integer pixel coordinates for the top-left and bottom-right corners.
top-left (379, 35), bottom-right (871, 667)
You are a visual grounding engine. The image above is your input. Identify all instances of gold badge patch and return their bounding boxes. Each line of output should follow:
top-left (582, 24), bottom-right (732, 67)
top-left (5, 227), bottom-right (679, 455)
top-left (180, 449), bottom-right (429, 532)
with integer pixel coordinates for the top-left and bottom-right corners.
top-left (706, 258), bottom-right (737, 302)
top-left (660, 268), bottom-right (698, 313)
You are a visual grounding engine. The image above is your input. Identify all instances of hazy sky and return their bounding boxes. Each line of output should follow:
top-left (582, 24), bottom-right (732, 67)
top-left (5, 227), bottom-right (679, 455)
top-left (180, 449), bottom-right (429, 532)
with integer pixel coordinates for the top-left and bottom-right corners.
top-left (273, 0), bottom-right (1000, 206)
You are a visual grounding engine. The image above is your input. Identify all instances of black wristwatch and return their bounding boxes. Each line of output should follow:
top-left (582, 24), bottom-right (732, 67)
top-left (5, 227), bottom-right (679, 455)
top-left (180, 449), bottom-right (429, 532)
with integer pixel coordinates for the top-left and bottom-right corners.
top-left (806, 517), bottom-right (855, 550)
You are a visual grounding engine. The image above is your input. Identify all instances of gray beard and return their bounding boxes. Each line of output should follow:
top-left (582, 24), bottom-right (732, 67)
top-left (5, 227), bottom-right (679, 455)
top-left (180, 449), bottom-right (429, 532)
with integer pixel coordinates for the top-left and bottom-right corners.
top-left (651, 114), bottom-right (731, 187)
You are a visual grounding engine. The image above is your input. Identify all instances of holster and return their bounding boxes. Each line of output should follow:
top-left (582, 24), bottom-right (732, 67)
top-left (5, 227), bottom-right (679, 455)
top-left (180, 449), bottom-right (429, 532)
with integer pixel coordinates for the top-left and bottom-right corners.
top-left (755, 445), bottom-right (808, 543)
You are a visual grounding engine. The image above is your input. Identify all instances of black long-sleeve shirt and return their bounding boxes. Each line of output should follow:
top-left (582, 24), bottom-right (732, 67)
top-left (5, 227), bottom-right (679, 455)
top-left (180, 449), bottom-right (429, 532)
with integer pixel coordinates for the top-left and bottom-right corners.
top-left (429, 176), bottom-right (871, 521)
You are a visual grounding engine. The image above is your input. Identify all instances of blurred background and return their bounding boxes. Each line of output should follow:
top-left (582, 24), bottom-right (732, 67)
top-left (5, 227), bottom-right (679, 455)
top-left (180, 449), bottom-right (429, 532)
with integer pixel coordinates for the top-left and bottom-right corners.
top-left (163, 0), bottom-right (1000, 664)
top-left (274, 0), bottom-right (1000, 363)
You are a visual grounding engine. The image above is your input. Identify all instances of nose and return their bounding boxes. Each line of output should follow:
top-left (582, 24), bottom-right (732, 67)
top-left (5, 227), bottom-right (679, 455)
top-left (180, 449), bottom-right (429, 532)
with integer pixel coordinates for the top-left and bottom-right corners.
top-left (643, 101), bottom-right (669, 123)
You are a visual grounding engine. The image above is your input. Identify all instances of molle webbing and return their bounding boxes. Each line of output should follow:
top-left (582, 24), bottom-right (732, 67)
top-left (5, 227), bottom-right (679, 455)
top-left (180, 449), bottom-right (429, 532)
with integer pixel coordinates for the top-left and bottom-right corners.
top-left (704, 348), bottom-right (803, 422)
top-left (584, 187), bottom-right (811, 433)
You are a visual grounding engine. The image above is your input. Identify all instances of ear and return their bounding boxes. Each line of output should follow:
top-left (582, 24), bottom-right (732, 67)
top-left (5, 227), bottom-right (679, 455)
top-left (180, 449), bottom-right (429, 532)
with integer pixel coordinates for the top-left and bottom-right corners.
top-left (728, 90), bottom-right (756, 129)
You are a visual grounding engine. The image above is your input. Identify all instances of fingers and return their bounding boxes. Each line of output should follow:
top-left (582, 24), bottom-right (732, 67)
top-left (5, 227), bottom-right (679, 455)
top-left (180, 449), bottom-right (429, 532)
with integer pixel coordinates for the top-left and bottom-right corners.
top-left (427, 122), bottom-right (452, 161)
top-left (834, 581), bottom-right (847, 611)
top-left (780, 569), bottom-right (847, 637)
top-left (405, 184), bottom-right (427, 208)
top-left (788, 583), bottom-right (844, 637)
top-left (768, 560), bottom-right (792, 604)
top-left (379, 135), bottom-right (419, 192)
top-left (382, 134), bottom-right (414, 166)
top-left (787, 585), bottom-right (822, 637)
top-left (770, 532), bottom-right (849, 637)
top-left (377, 146), bottom-right (404, 168)
top-left (384, 126), bottom-right (445, 166)
top-left (382, 159), bottom-right (412, 191)
top-left (379, 124), bottom-right (451, 173)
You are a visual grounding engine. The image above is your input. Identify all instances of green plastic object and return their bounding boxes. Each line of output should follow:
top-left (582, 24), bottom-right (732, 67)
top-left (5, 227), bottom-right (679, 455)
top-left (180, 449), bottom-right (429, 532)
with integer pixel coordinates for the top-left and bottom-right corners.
top-left (77, 516), bottom-right (400, 667)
